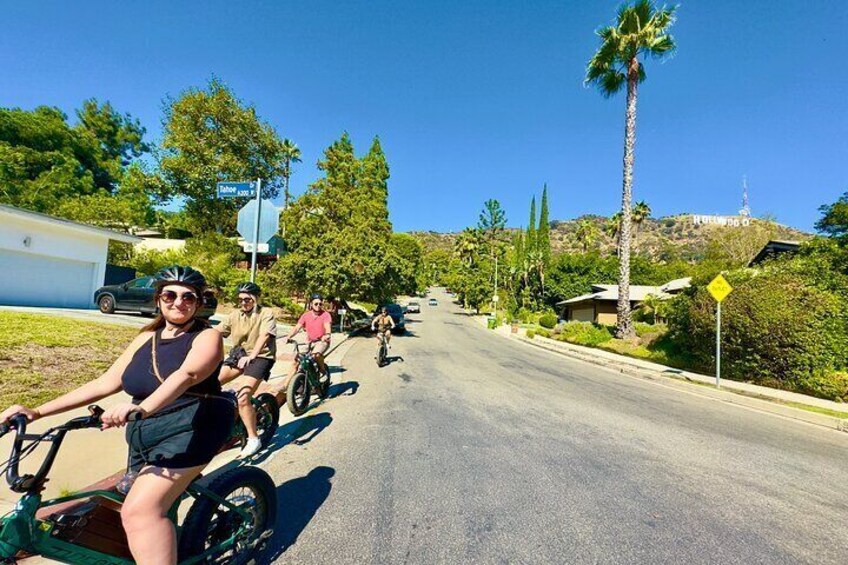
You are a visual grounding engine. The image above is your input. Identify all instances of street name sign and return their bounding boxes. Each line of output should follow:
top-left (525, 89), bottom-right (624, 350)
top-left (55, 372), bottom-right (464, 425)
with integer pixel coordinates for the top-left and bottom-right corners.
top-left (237, 199), bottom-right (279, 243)
top-left (217, 181), bottom-right (256, 198)
top-left (707, 274), bottom-right (733, 302)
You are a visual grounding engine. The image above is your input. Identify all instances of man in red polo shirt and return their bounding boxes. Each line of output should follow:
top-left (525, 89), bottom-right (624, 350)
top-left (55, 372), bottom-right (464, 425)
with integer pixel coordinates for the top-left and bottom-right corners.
top-left (284, 293), bottom-right (332, 383)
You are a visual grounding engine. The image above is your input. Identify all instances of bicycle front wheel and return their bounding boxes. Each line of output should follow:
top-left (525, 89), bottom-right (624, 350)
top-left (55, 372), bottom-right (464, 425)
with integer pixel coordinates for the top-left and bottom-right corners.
top-left (286, 370), bottom-right (310, 416)
top-left (178, 466), bottom-right (277, 565)
top-left (254, 393), bottom-right (280, 447)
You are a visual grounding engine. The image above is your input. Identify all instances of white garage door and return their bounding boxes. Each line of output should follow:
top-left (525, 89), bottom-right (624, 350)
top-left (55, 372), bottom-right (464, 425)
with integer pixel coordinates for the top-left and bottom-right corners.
top-left (0, 249), bottom-right (96, 308)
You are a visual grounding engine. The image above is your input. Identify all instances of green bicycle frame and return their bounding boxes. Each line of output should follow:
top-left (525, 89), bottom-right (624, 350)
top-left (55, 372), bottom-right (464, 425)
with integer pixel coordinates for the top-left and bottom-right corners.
top-left (0, 480), bottom-right (254, 564)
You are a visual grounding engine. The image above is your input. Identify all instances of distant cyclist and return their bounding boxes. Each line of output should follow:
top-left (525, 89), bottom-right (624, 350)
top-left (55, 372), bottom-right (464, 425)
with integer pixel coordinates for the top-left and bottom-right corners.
top-left (371, 307), bottom-right (395, 356)
top-left (217, 282), bottom-right (276, 458)
top-left (283, 293), bottom-right (332, 383)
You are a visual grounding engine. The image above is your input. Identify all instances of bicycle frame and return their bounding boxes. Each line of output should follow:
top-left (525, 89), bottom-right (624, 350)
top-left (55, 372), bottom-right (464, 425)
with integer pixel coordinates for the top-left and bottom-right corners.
top-left (293, 342), bottom-right (324, 389)
top-left (0, 414), bottom-right (256, 564)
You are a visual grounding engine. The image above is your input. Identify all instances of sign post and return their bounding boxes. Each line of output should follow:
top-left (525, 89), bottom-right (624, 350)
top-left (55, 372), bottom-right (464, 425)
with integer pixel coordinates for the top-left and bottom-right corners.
top-left (706, 274), bottom-right (733, 387)
top-left (249, 179), bottom-right (262, 283)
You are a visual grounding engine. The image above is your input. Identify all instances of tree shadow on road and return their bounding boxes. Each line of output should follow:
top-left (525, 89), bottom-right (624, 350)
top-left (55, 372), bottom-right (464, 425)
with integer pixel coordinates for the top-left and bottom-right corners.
top-left (264, 466), bottom-right (336, 560)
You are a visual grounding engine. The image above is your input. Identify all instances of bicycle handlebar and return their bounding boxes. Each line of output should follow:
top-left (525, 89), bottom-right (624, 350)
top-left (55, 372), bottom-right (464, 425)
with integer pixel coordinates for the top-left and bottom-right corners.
top-left (3, 405), bottom-right (105, 493)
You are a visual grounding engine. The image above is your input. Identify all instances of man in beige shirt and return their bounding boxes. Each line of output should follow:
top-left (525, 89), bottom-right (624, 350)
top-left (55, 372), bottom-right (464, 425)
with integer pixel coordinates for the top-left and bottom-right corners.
top-left (218, 282), bottom-right (277, 458)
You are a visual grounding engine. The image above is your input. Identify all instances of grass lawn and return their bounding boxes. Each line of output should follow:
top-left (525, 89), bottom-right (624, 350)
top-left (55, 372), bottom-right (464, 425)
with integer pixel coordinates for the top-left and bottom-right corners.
top-left (0, 312), bottom-right (138, 408)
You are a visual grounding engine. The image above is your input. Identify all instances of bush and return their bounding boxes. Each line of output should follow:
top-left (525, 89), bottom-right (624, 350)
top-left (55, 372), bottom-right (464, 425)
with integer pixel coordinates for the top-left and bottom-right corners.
top-left (667, 267), bottom-right (848, 400)
top-left (536, 328), bottom-right (552, 339)
top-left (539, 313), bottom-right (558, 329)
top-left (526, 329), bottom-right (536, 339)
top-left (555, 322), bottom-right (614, 347)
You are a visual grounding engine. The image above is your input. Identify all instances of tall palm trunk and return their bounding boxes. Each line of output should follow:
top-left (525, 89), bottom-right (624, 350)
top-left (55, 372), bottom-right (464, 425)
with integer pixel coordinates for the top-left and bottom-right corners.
top-left (616, 57), bottom-right (639, 339)
top-left (282, 161), bottom-right (291, 237)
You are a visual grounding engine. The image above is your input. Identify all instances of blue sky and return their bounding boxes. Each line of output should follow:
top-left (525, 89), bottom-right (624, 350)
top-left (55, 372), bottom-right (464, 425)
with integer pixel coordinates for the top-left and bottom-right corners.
top-left (2, 1), bottom-right (846, 232)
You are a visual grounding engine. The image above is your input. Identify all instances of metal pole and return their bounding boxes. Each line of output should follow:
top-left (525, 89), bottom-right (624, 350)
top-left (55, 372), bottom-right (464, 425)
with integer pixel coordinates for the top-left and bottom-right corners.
top-left (716, 301), bottom-right (721, 387)
top-left (250, 178), bottom-right (262, 283)
top-left (494, 255), bottom-right (498, 318)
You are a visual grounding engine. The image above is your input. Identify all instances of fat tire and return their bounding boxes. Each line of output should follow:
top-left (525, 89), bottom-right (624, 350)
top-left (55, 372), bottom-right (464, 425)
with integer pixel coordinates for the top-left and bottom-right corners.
top-left (98, 295), bottom-right (115, 314)
top-left (286, 371), bottom-right (310, 416)
top-left (317, 366), bottom-right (331, 399)
top-left (178, 466), bottom-right (278, 565)
top-left (255, 393), bottom-right (279, 447)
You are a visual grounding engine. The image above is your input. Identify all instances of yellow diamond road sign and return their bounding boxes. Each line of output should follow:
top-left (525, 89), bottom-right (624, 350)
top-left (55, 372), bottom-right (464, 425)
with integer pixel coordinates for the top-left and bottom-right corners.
top-left (707, 274), bottom-right (733, 302)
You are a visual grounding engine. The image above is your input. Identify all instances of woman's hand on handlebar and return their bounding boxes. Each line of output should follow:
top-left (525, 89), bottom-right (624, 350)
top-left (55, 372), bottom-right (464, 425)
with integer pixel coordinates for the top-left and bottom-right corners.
top-left (101, 403), bottom-right (146, 429)
top-left (0, 405), bottom-right (39, 426)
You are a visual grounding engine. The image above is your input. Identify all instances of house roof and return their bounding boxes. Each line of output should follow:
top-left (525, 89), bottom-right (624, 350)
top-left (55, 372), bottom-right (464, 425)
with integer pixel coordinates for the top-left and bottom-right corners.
top-left (660, 277), bottom-right (692, 293)
top-left (0, 204), bottom-right (141, 244)
top-left (557, 284), bottom-right (671, 306)
top-left (748, 240), bottom-right (801, 267)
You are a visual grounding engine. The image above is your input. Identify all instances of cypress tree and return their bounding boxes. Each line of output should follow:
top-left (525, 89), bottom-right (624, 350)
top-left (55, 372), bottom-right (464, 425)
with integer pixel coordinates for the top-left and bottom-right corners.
top-left (527, 196), bottom-right (537, 255)
top-left (538, 184), bottom-right (551, 265)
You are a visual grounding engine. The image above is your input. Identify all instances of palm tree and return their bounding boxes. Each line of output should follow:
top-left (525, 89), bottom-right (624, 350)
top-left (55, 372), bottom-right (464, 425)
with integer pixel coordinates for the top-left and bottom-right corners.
top-left (586, 0), bottom-right (677, 339)
top-left (605, 212), bottom-right (623, 244)
top-left (281, 139), bottom-right (302, 236)
top-left (575, 219), bottom-right (601, 253)
top-left (632, 200), bottom-right (652, 253)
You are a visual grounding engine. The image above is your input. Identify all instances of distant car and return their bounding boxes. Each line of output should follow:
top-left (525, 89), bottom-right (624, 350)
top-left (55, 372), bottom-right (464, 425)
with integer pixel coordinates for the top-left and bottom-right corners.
top-left (428, 298), bottom-right (438, 306)
top-left (93, 276), bottom-right (217, 318)
top-left (373, 303), bottom-right (406, 334)
top-left (406, 300), bottom-right (421, 314)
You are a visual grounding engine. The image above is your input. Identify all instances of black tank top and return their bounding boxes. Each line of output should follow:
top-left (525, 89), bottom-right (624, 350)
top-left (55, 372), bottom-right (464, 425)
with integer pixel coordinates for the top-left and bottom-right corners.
top-left (122, 324), bottom-right (223, 406)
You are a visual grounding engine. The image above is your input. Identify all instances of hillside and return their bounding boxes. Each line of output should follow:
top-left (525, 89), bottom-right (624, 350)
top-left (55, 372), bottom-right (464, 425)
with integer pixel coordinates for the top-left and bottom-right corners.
top-left (411, 214), bottom-right (810, 263)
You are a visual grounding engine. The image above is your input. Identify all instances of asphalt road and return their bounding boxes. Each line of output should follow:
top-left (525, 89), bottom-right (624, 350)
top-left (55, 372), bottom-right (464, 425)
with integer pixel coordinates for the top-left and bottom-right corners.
top-left (258, 288), bottom-right (848, 564)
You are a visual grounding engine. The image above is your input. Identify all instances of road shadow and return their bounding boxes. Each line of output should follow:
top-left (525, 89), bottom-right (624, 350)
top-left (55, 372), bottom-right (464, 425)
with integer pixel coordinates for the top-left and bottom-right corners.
top-left (329, 365), bottom-right (347, 375)
top-left (383, 355), bottom-right (405, 366)
top-left (264, 466), bottom-right (336, 561)
top-left (240, 412), bottom-right (334, 465)
top-left (329, 381), bottom-right (359, 398)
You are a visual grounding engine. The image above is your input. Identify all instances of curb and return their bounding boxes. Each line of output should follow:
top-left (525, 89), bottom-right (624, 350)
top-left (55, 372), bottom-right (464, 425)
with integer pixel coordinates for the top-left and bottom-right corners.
top-left (508, 332), bottom-right (848, 433)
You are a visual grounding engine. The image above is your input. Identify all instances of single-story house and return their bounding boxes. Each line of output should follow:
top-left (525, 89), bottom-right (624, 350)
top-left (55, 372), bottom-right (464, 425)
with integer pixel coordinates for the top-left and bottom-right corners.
top-left (556, 277), bottom-right (691, 325)
top-left (748, 240), bottom-right (801, 267)
top-left (0, 205), bottom-right (140, 309)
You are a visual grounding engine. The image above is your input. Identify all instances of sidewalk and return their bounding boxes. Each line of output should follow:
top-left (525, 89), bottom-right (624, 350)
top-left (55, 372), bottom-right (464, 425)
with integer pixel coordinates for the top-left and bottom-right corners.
top-left (475, 316), bottom-right (848, 432)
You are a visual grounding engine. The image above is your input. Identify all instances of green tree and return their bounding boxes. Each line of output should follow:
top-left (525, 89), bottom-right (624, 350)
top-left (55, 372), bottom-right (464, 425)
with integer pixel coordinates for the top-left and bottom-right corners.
top-left (816, 191), bottom-right (848, 242)
top-left (586, 0), bottom-right (677, 338)
top-left (537, 185), bottom-right (551, 296)
top-left (0, 102), bottom-right (150, 215)
top-left (159, 79), bottom-right (287, 233)
top-left (632, 200), bottom-right (652, 253)
top-left (281, 138), bottom-right (302, 237)
top-left (575, 219), bottom-right (601, 253)
top-left (478, 199), bottom-right (507, 247)
top-left (526, 196), bottom-right (537, 256)
top-left (279, 133), bottom-right (398, 302)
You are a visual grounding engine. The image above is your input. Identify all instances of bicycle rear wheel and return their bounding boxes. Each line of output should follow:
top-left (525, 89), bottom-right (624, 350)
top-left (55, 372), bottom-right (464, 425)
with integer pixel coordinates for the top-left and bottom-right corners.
top-left (254, 393), bottom-right (280, 447)
top-left (178, 466), bottom-right (277, 564)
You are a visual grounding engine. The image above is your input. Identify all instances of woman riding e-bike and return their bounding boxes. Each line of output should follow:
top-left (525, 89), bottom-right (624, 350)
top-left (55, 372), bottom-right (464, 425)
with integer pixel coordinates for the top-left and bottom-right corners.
top-left (0, 265), bottom-right (234, 565)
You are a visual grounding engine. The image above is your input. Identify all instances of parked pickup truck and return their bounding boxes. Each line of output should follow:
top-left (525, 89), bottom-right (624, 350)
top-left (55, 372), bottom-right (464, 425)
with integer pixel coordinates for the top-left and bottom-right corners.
top-left (93, 276), bottom-right (217, 318)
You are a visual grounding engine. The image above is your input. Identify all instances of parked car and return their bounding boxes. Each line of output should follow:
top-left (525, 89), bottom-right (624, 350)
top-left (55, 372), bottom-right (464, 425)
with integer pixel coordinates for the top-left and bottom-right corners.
top-left (406, 300), bottom-right (421, 314)
top-left (373, 303), bottom-right (406, 334)
top-left (428, 298), bottom-right (438, 306)
top-left (93, 276), bottom-right (217, 318)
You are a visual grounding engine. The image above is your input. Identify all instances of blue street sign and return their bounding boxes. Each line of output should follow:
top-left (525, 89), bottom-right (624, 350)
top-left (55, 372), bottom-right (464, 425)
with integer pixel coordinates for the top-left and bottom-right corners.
top-left (217, 181), bottom-right (256, 198)
top-left (237, 198), bottom-right (279, 243)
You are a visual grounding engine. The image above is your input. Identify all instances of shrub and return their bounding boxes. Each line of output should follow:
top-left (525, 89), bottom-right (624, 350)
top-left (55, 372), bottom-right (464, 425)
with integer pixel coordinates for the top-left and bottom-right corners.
top-left (536, 328), bottom-right (552, 339)
top-left (667, 268), bottom-right (848, 400)
top-left (556, 322), bottom-right (614, 347)
top-left (539, 313), bottom-right (558, 329)
top-left (526, 329), bottom-right (536, 339)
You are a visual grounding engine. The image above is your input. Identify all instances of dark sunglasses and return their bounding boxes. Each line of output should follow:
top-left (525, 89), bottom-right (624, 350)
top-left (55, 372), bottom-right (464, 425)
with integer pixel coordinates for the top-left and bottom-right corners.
top-left (311, 301), bottom-right (322, 306)
top-left (239, 297), bottom-right (255, 304)
top-left (160, 290), bottom-right (199, 305)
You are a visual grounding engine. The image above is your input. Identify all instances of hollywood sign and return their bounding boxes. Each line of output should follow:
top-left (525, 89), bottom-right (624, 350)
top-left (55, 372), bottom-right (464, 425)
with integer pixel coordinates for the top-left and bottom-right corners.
top-left (692, 215), bottom-right (752, 227)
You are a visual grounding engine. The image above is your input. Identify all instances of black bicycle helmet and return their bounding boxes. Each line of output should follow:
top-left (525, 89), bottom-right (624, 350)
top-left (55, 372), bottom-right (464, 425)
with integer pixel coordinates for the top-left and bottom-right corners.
top-left (310, 293), bottom-right (323, 301)
top-left (236, 282), bottom-right (261, 296)
top-left (154, 265), bottom-right (207, 292)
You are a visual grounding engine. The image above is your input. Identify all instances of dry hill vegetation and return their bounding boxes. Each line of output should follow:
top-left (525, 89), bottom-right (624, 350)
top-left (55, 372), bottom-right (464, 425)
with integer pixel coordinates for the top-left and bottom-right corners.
top-left (413, 215), bottom-right (808, 264)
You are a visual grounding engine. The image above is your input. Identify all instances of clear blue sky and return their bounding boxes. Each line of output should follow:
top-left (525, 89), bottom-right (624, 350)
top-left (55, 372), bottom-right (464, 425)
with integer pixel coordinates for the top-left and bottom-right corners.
top-left (2, 1), bottom-right (847, 232)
